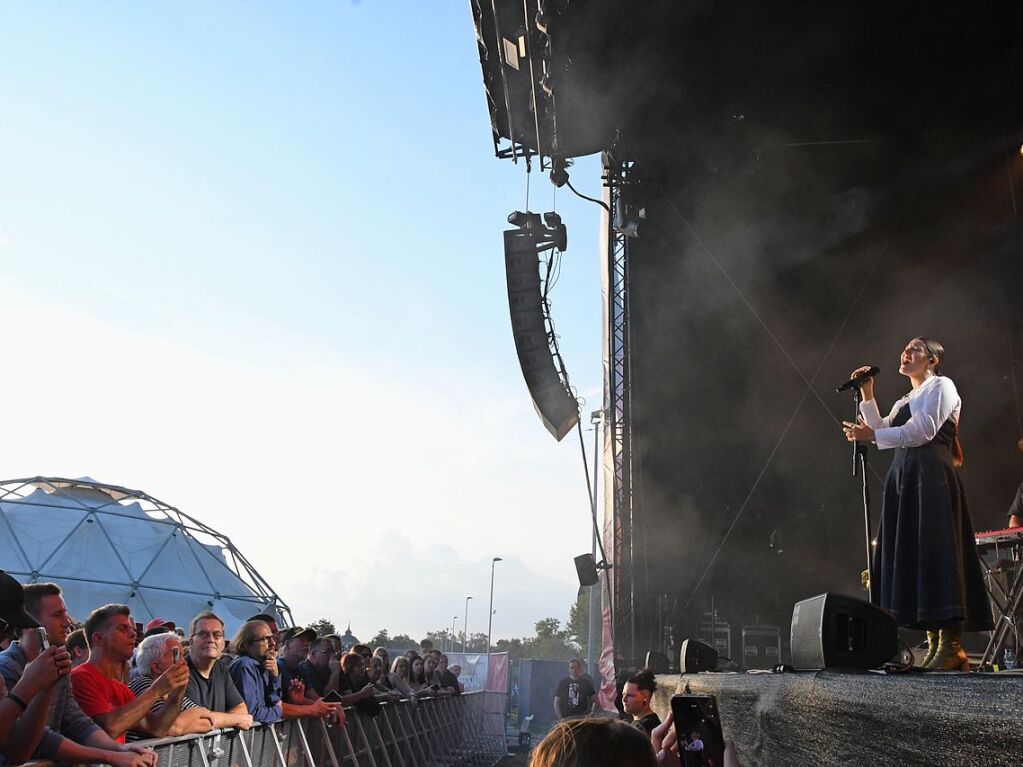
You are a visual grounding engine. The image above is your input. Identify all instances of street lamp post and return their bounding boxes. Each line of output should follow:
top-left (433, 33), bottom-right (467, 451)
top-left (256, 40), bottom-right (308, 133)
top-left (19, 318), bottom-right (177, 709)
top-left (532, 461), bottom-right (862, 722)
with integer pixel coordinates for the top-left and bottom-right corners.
top-left (462, 596), bottom-right (473, 653)
top-left (487, 557), bottom-right (503, 656)
top-left (450, 616), bottom-right (458, 653)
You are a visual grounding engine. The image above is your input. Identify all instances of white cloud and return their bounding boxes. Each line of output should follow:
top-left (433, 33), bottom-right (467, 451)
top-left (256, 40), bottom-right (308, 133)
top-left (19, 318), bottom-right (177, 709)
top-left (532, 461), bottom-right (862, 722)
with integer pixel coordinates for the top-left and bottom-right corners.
top-left (0, 279), bottom-right (592, 639)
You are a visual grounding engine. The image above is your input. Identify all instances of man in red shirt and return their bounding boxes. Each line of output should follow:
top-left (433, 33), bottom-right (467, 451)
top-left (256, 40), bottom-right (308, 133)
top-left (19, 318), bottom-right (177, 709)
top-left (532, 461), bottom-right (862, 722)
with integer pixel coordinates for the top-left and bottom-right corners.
top-left (71, 605), bottom-right (189, 743)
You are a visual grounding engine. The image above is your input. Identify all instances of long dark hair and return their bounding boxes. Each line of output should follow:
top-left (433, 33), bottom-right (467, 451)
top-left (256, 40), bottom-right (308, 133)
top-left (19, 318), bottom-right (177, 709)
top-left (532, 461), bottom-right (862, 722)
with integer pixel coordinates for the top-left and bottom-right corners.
top-left (917, 337), bottom-right (963, 467)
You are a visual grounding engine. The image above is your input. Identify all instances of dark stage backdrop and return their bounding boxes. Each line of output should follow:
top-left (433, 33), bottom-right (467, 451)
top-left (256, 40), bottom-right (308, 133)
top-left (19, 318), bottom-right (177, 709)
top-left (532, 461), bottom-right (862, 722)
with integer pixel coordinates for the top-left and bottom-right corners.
top-left (610, 3), bottom-right (1023, 657)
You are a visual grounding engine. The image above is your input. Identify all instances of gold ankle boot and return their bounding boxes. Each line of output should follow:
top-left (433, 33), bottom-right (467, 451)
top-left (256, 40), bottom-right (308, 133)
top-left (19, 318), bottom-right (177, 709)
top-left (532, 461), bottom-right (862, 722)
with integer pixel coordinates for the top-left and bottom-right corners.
top-left (924, 627), bottom-right (970, 671)
top-left (920, 630), bottom-right (939, 668)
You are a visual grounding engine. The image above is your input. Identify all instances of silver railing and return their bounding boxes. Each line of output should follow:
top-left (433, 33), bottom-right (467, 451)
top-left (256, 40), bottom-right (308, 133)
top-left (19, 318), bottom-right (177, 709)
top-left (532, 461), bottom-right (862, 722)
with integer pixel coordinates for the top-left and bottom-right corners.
top-left (20, 692), bottom-right (507, 767)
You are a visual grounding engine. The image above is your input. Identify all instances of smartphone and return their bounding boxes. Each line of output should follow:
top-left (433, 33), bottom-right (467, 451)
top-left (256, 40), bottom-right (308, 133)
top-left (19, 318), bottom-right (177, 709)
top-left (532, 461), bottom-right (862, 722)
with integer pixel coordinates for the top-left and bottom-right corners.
top-left (171, 646), bottom-right (180, 663)
top-left (670, 694), bottom-right (725, 767)
top-left (37, 626), bottom-right (50, 651)
top-left (323, 690), bottom-right (344, 704)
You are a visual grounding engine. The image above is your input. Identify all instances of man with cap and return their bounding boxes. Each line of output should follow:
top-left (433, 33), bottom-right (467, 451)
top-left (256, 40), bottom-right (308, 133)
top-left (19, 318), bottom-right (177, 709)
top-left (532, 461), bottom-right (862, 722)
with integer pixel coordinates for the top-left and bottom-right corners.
top-left (277, 627), bottom-right (318, 702)
top-left (2, 583), bottom-right (161, 767)
top-left (1, 575), bottom-right (150, 767)
top-left (141, 619), bottom-right (175, 639)
top-left (0, 571), bottom-right (73, 765)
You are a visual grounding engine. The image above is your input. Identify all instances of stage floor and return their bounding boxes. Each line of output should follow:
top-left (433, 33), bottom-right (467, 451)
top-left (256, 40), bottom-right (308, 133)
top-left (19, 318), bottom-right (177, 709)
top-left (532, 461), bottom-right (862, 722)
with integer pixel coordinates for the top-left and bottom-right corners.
top-left (652, 670), bottom-right (1023, 767)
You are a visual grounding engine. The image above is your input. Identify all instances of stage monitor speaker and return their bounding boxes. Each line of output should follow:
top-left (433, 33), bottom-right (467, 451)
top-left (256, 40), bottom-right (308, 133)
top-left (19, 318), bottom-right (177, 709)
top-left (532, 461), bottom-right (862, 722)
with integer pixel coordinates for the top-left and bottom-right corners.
top-left (574, 554), bottom-right (599, 587)
top-left (644, 650), bottom-right (670, 674)
top-left (790, 592), bottom-right (898, 670)
top-left (680, 639), bottom-right (718, 673)
top-left (505, 228), bottom-right (580, 441)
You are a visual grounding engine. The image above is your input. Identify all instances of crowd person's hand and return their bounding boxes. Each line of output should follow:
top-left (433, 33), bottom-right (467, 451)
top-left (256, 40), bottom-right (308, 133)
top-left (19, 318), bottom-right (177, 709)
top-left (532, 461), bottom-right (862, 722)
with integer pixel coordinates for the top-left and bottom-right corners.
top-left (153, 660), bottom-right (189, 698)
top-left (287, 679), bottom-right (306, 704)
top-left (328, 655), bottom-right (341, 675)
top-left (359, 683), bottom-right (377, 700)
top-left (17, 646), bottom-right (72, 696)
top-left (723, 740), bottom-right (743, 767)
top-left (306, 699), bottom-right (336, 719)
top-left (110, 746), bottom-right (158, 767)
top-left (265, 658), bottom-right (279, 678)
top-left (332, 706), bottom-right (347, 728)
top-left (233, 713), bottom-right (254, 731)
top-left (651, 714), bottom-right (681, 767)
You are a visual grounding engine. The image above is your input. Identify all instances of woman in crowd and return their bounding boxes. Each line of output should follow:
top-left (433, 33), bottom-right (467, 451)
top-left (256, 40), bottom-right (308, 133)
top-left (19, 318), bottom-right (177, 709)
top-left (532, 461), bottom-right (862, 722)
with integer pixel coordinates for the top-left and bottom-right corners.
top-left (843, 337), bottom-right (992, 670)
top-left (373, 647), bottom-right (390, 673)
top-left (388, 657), bottom-right (415, 700)
top-left (422, 654), bottom-right (452, 697)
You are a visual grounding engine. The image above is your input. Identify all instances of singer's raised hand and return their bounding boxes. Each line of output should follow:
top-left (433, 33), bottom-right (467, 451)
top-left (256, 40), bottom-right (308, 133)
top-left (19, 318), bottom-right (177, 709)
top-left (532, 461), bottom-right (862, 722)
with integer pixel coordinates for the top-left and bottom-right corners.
top-left (849, 365), bottom-right (875, 399)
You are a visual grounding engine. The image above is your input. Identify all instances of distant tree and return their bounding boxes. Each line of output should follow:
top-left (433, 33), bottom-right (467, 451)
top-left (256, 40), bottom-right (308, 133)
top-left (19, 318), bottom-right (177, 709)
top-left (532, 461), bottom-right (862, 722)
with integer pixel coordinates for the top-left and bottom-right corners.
top-left (389, 633), bottom-right (417, 650)
top-left (369, 629), bottom-right (390, 647)
top-left (534, 617), bottom-right (564, 639)
top-left (425, 628), bottom-right (454, 651)
top-left (308, 618), bottom-right (336, 636)
top-left (567, 589), bottom-right (590, 656)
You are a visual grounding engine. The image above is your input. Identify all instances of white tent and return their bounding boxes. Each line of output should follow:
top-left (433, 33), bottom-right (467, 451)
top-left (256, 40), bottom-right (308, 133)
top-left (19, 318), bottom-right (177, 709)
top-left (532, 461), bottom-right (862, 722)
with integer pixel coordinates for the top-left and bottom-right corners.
top-left (0, 477), bottom-right (291, 634)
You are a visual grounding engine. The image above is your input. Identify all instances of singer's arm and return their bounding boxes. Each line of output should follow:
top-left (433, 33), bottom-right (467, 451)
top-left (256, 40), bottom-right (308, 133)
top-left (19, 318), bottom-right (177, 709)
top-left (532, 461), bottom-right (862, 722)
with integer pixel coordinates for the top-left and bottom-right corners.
top-left (872, 378), bottom-right (958, 450)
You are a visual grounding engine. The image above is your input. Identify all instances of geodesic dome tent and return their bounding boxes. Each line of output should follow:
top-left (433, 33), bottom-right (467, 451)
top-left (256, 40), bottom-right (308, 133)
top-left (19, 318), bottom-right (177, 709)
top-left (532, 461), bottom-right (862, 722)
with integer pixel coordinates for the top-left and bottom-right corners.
top-left (0, 477), bottom-right (291, 633)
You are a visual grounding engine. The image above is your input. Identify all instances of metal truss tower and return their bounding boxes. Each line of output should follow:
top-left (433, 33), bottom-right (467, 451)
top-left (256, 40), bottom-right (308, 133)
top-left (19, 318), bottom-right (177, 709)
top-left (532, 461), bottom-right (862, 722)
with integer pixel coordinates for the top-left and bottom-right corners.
top-left (602, 153), bottom-right (636, 662)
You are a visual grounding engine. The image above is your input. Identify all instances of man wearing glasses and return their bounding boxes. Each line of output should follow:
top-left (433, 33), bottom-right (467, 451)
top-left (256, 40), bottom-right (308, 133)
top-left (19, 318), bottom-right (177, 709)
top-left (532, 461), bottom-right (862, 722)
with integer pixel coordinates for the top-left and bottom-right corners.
top-left (184, 613), bottom-right (253, 731)
top-left (228, 620), bottom-right (339, 725)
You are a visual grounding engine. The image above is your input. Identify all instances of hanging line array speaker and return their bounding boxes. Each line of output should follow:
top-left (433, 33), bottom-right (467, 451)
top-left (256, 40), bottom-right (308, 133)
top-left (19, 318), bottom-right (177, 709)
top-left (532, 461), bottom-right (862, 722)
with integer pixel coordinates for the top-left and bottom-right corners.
top-left (504, 227), bottom-right (580, 440)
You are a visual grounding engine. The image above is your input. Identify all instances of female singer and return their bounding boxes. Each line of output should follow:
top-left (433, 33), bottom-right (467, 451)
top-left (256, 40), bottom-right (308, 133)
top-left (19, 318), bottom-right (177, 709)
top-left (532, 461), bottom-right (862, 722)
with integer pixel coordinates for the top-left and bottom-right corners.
top-left (842, 337), bottom-right (991, 670)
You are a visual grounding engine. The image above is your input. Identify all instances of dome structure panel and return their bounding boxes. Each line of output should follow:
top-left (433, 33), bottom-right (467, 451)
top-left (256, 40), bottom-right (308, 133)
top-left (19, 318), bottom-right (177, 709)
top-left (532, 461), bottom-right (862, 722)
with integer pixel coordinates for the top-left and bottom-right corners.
top-left (0, 477), bottom-right (290, 634)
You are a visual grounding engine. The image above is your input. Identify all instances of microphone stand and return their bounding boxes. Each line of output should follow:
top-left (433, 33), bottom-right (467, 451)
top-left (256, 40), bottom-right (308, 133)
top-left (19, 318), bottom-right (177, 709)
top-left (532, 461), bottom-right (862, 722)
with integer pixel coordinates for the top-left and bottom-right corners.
top-left (850, 386), bottom-right (873, 603)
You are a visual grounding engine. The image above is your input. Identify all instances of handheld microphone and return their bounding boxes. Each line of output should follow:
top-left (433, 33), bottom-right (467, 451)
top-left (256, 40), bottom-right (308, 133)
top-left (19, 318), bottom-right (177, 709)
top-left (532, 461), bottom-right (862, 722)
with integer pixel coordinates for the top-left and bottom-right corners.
top-left (835, 366), bottom-right (880, 393)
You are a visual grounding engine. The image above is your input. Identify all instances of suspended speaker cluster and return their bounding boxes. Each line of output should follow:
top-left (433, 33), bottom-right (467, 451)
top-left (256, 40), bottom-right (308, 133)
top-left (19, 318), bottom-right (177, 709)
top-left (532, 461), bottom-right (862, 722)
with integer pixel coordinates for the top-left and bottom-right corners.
top-left (504, 212), bottom-right (578, 441)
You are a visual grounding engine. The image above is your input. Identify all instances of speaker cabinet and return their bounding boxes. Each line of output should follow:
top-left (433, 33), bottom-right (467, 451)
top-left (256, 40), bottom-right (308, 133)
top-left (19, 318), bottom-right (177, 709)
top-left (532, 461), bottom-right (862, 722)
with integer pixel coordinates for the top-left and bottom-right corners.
top-left (574, 554), bottom-right (599, 587)
top-left (790, 592), bottom-right (898, 670)
top-left (504, 228), bottom-right (579, 440)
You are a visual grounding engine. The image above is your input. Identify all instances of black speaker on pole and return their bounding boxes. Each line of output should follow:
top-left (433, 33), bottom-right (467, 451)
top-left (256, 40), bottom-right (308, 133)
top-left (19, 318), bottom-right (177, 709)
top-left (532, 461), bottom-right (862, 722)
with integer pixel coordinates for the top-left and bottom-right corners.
top-left (505, 227), bottom-right (579, 440)
top-left (574, 554), bottom-right (600, 587)
top-left (790, 592), bottom-right (898, 670)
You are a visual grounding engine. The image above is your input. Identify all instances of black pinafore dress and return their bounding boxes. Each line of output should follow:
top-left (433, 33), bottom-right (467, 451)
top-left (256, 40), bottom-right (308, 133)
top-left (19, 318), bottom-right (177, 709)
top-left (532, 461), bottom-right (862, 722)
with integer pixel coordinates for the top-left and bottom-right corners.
top-left (869, 404), bottom-right (993, 631)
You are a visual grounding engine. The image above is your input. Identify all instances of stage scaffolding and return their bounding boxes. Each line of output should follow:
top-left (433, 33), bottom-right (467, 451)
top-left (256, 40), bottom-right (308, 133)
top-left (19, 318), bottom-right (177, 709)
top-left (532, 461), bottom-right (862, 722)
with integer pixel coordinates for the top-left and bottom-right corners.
top-left (601, 152), bottom-right (636, 662)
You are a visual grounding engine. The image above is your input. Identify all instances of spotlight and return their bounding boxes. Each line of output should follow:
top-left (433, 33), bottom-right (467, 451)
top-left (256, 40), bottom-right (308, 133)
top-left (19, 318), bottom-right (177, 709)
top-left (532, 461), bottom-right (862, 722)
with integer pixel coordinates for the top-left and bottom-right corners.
top-left (543, 212), bottom-right (562, 227)
top-left (508, 210), bottom-right (542, 229)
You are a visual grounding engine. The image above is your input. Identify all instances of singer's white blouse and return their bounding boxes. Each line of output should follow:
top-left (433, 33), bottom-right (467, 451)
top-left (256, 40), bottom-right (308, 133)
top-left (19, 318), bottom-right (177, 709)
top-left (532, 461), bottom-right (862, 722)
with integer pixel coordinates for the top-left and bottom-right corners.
top-left (858, 375), bottom-right (961, 451)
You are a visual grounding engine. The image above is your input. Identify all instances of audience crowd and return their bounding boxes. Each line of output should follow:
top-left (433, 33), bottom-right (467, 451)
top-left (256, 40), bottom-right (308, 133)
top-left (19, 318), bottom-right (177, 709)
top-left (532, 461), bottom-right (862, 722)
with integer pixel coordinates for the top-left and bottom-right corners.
top-left (0, 571), bottom-right (465, 767)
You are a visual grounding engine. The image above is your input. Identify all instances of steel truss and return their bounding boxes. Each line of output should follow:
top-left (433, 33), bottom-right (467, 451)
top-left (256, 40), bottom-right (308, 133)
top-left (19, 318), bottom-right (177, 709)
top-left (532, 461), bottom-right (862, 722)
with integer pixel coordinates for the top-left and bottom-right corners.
top-left (602, 153), bottom-right (636, 661)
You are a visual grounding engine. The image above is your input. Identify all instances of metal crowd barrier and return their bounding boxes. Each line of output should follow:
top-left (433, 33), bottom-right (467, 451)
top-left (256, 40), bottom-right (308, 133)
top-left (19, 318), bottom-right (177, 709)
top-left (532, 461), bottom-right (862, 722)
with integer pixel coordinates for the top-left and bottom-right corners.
top-left (20, 692), bottom-right (508, 767)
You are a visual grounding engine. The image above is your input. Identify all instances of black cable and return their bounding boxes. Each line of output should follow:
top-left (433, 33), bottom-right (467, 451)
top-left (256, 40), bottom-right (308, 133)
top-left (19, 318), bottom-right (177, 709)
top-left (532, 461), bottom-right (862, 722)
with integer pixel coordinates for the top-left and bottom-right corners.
top-left (576, 417), bottom-right (616, 661)
top-left (566, 178), bottom-right (611, 213)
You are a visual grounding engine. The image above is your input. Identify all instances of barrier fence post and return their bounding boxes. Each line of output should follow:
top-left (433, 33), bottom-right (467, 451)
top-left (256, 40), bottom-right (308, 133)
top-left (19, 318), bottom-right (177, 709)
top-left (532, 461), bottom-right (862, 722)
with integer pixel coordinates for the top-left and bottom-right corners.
top-left (318, 718), bottom-right (344, 767)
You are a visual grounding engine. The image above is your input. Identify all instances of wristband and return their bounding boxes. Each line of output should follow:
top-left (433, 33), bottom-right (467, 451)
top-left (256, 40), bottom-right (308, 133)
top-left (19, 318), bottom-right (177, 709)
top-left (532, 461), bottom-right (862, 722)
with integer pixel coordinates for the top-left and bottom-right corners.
top-left (6, 692), bottom-right (28, 711)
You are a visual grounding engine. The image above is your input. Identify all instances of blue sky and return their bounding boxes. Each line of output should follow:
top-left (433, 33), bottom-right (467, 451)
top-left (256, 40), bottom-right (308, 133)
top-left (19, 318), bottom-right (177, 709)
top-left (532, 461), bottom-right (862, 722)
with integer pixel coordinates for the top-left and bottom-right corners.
top-left (0, 2), bottom-right (604, 639)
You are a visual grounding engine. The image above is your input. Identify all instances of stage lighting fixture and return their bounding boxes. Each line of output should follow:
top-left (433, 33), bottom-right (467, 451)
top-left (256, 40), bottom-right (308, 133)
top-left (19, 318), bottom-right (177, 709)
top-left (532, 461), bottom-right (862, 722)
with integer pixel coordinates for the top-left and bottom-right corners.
top-left (613, 195), bottom-right (646, 238)
top-left (550, 158), bottom-right (570, 188)
top-left (680, 638), bottom-right (719, 673)
top-left (508, 210), bottom-right (543, 229)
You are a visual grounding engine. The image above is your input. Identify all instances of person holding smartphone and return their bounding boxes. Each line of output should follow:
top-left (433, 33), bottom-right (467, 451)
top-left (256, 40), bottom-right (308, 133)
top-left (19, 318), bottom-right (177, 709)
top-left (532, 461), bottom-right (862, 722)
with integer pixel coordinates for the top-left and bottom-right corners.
top-left (843, 338), bottom-right (992, 670)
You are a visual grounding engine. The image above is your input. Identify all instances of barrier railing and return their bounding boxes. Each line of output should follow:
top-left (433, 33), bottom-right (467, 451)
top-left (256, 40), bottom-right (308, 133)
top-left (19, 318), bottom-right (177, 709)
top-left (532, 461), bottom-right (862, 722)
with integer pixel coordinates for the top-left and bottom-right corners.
top-left (19, 692), bottom-right (507, 767)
